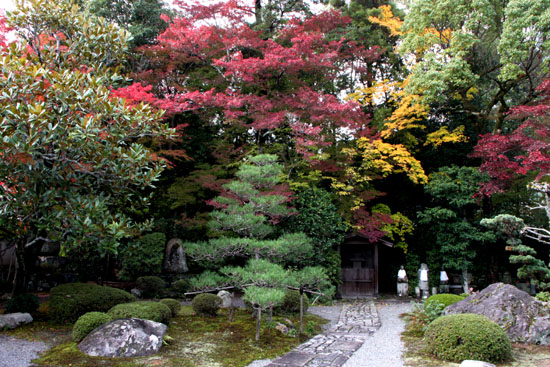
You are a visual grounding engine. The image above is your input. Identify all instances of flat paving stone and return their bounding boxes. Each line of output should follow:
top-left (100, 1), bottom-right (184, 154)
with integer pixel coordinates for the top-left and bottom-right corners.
top-left (263, 300), bottom-right (380, 367)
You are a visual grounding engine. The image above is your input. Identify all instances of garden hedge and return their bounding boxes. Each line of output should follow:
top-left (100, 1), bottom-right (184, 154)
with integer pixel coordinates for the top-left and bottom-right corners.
top-left (107, 301), bottom-right (172, 324)
top-left (50, 283), bottom-right (135, 323)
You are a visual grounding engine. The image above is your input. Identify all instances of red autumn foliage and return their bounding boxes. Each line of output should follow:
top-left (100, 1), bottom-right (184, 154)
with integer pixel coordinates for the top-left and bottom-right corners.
top-left (117, 0), bottom-right (380, 158)
top-left (473, 79), bottom-right (550, 195)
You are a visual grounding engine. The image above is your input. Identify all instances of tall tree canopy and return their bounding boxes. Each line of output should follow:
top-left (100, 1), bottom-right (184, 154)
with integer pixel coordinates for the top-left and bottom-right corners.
top-left (0, 0), bottom-right (174, 292)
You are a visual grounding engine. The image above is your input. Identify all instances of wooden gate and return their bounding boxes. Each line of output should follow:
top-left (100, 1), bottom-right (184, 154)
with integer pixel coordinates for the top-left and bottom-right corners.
top-left (340, 243), bottom-right (377, 297)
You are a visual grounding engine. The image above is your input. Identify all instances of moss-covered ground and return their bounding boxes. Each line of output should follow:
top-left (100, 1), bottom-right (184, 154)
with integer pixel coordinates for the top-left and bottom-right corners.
top-left (5, 305), bottom-right (327, 367)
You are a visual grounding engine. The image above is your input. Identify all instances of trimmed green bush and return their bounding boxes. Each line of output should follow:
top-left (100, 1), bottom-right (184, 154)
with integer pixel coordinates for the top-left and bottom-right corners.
top-left (119, 232), bottom-right (166, 281)
top-left (160, 298), bottom-right (181, 317)
top-left (170, 278), bottom-right (190, 297)
top-left (107, 301), bottom-right (171, 324)
top-left (72, 312), bottom-right (113, 342)
top-left (277, 290), bottom-right (309, 314)
top-left (136, 276), bottom-right (166, 298)
top-left (536, 291), bottom-right (550, 302)
top-left (50, 283), bottom-right (136, 323)
top-left (192, 293), bottom-right (222, 316)
top-left (5, 293), bottom-right (40, 314)
top-left (425, 293), bottom-right (465, 309)
top-left (424, 314), bottom-right (512, 363)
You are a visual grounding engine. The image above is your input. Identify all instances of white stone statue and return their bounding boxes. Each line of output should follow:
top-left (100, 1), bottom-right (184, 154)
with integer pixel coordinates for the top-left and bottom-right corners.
top-left (397, 266), bottom-right (409, 297)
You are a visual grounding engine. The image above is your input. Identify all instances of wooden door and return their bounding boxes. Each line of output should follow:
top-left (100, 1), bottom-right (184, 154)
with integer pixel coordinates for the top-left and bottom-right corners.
top-left (340, 245), bottom-right (377, 297)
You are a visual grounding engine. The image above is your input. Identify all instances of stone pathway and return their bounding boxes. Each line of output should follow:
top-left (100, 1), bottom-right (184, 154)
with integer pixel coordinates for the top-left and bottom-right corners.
top-left (266, 301), bottom-right (381, 367)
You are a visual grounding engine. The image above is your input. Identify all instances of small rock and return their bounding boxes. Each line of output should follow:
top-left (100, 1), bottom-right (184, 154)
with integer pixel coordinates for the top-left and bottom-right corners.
top-left (459, 361), bottom-right (496, 367)
top-left (79, 318), bottom-right (167, 357)
top-left (275, 322), bottom-right (289, 335)
top-left (281, 318), bottom-right (294, 328)
top-left (131, 288), bottom-right (142, 298)
top-left (0, 313), bottom-right (33, 330)
top-left (217, 290), bottom-right (232, 308)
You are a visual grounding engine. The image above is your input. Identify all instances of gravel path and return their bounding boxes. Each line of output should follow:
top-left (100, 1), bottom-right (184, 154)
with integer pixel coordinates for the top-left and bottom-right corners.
top-left (0, 334), bottom-right (48, 367)
top-left (342, 301), bottom-right (411, 367)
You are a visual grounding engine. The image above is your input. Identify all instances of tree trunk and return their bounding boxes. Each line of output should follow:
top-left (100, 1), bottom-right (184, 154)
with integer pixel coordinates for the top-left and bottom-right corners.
top-left (268, 306), bottom-right (273, 322)
top-left (229, 293), bottom-right (234, 322)
top-left (299, 288), bottom-right (304, 334)
top-left (255, 307), bottom-right (262, 341)
top-left (12, 242), bottom-right (27, 295)
top-left (254, 0), bottom-right (262, 25)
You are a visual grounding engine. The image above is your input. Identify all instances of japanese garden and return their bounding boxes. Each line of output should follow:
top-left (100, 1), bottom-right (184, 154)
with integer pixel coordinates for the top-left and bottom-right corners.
top-left (1, 0), bottom-right (550, 366)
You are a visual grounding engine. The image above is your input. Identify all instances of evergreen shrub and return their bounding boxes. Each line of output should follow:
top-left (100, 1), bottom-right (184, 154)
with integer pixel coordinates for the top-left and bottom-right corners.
top-left (107, 301), bottom-right (171, 324)
top-left (170, 278), bottom-right (190, 298)
top-left (119, 232), bottom-right (166, 281)
top-left (5, 293), bottom-right (40, 314)
top-left (424, 314), bottom-right (512, 363)
top-left (191, 293), bottom-right (222, 316)
top-left (136, 276), bottom-right (166, 298)
top-left (72, 312), bottom-right (113, 342)
top-left (50, 283), bottom-right (135, 322)
top-left (160, 298), bottom-right (181, 316)
top-left (277, 290), bottom-right (309, 314)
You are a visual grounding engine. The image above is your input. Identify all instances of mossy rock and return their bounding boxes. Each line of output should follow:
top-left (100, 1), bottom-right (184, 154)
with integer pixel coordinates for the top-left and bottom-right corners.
top-left (191, 293), bottom-right (222, 316)
top-left (72, 312), bottom-right (112, 342)
top-left (425, 293), bottom-right (465, 309)
top-left (107, 301), bottom-right (172, 324)
top-left (424, 313), bottom-right (512, 363)
top-left (160, 298), bottom-right (181, 317)
top-left (50, 283), bottom-right (135, 323)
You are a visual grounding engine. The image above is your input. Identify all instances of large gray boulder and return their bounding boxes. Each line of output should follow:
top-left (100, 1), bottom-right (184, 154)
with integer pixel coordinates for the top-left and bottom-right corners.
top-left (446, 282), bottom-right (550, 344)
top-left (78, 318), bottom-right (167, 357)
top-left (0, 313), bottom-right (33, 330)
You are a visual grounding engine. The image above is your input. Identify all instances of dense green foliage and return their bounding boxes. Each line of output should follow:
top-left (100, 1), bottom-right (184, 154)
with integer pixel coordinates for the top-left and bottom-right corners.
top-left (277, 290), bottom-right (309, 314)
top-left (135, 276), bottom-right (166, 298)
top-left (424, 294), bottom-right (465, 310)
top-left (72, 312), bottom-right (113, 342)
top-left (191, 293), bottom-right (222, 317)
top-left (107, 301), bottom-right (172, 324)
top-left (86, 0), bottom-right (170, 47)
top-left (50, 283), bottom-right (135, 323)
top-left (424, 314), bottom-right (512, 363)
top-left (5, 293), bottom-right (40, 314)
top-left (160, 298), bottom-right (181, 317)
top-left (119, 233), bottom-right (166, 281)
top-left (0, 0), bottom-right (174, 293)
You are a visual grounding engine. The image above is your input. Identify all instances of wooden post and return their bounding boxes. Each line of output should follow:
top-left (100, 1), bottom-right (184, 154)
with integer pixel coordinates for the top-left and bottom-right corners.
top-left (299, 288), bottom-right (304, 334)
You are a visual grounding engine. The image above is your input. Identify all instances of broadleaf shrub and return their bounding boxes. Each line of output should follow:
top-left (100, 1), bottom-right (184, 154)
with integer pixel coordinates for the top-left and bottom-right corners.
top-left (191, 293), bottom-right (222, 316)
top-left (424, 314), bottom-right (512, 363)
top-left (5, 293), bottom-right (40, 314)
top-left (50, 283), bottom-right (136, 323)
top-left (160, 298), bottom-right (181, 317)
top-left (136, 276), bottom-right (166, 298)
top-left (536, 291), bottom-right (550, 302)
top-left (404, 301), bottom-right (445, 336)
top-left (425, 293), bottom-right (465, 309)
top-left (119, 232), bottom-right (166, 281)
top-left (72, 312), bottom-right (113, 342)
top-left (108, 301), bottom-right (172, 324)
